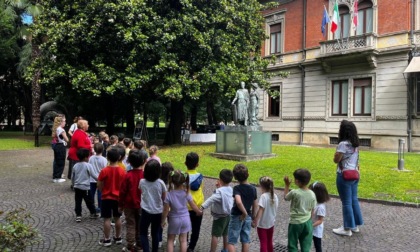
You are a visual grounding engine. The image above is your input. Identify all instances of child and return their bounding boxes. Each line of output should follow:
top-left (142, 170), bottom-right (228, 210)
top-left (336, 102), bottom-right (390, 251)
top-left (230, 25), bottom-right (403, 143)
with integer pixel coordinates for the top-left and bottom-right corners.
top-left (185, 152), bottom-right (204, 252)
top-left (283, 169), bottom-right (317, 252)
top-left (71, 148), bottom-right (99, 222)
top-left (139, 159), bottom-right (167, 252)
top-left (119, 149), bottom-right (148, 252)
top-left (123, 138), bottom-right (133, 156)
top-left (309, 181), bottom-right (330, 252)
top-left (201, 169), bottom-right (234, 252)
top-left (97, 147), bottom-right (127, 247)
top-left (88, 143), bottom-right (108, 213)
top-left (227, 164), bottom-right (257, 252)
top-left (252, 176), bottom-right (279, 252)
top-left (147, 145), bottom-right (161, 165)
top-left (161, 170), bottom-right (202, 252)
top-left (116, 144), bottom-right (127, 170)
top-left (133, 139), bottom-right (146, 151)
top-left (110, 135), bottom-right (118, 146)
top-left (158, 162), bottom-right (175, 247)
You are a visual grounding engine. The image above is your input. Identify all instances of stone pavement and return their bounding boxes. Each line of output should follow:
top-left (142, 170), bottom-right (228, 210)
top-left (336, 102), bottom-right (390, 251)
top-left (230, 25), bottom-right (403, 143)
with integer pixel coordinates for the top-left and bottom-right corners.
top-left (1, 148), bottom-right (419, 252)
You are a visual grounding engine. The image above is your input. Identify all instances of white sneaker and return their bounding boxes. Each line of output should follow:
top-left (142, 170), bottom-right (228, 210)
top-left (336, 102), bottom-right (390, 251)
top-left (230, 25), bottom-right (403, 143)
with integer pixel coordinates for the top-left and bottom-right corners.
top-left (55, 178), bottom-right (66, 183)
top-left (351, 226), bottom-right (360, 233)
top-left (158, 242), bottom-right (162, 248)
top-left (333, 226), bottom-right (352, 236)
top-left (53, 179), bottom-right (57, 183)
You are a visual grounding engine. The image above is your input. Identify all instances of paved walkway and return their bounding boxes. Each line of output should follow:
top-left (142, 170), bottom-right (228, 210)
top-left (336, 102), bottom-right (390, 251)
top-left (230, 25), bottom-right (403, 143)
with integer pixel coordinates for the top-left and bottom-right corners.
top-left (0, 148), bottom-right (419, 251)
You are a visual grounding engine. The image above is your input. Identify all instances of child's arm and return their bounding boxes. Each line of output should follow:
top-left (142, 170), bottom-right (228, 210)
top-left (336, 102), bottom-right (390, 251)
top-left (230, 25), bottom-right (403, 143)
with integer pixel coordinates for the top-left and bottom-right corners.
top-left (188, 200), bottom-right (203, 216)
top-left (161, 203), bottom-right (170, 228)
top-left (251, 205), bottom-right (263, 228)
top-left (252, 198), bottom-right (258, 220)
top-left (283, 176), bottom-right (291, 200)
top-left (234, 195), bottom-right (248, 220)
top-left (313, 215), bottom-right (324, 227)
top-left (201, 190), bottom-right (221, 210)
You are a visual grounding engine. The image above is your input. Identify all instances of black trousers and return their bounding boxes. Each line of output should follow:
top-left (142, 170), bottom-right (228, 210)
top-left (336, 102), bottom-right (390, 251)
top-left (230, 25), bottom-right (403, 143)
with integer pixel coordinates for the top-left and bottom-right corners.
top-left (74, 188), bottom-right (96, 216)
top-left (68, 159), bottom-right (78, 179)
top-left (140, 209), bottom-right (161, 252)
top-left (188, 210), bottom-right (203, 250)
top-left (313, 236), bottom-right (322, 252)
top-left (52, 143), bottom-right (66, 179)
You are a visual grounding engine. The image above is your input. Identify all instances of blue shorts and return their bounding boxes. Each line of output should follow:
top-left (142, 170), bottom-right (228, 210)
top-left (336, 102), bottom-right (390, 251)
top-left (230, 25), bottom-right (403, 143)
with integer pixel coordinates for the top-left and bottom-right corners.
top-left (228, 214), bottom-right (251, 244)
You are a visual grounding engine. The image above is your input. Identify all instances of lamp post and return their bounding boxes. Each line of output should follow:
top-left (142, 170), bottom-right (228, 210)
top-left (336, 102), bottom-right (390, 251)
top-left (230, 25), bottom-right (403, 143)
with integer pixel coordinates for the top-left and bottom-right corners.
top-left (398, 138), bottom-right (405, 170)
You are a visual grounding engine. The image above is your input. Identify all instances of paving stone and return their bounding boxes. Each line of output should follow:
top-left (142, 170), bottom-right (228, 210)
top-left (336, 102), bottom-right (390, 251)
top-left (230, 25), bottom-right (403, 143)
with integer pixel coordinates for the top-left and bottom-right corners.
top-left (0, 148), bottom-right (419, 251)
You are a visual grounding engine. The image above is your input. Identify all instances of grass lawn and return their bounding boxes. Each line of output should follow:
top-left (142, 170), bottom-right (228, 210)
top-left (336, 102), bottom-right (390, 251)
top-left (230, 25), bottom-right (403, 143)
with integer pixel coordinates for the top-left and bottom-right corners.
top-left (0, 131), bottom-right (51, 150)
top-left (159, 144), bottom-right (420, 204)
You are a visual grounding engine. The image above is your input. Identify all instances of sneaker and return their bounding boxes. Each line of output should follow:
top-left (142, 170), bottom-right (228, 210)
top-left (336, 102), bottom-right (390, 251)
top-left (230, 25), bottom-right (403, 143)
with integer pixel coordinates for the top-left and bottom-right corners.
top-left (52, 179), bottom-right (57, 183)
top-left (114, 236), bottom-right (123, 244)
top-left (158, 242), bottom-right (162, 248)
top-left (57, 178), bottom-right (66, 183)
top-left (99, 238), bottom-right (112, 247)
top-left (174, 240), bottom-right (176, 246)
top-left (75, 216), bottom-right (82, 222)
top-left (90, 213), bottom-right (100, 219)
top-left (122, 247), bottom-right (133, 252)
top-left (351, 226), bottom-right (360, 233)
top-left (333, 226), bottom-right (352, 236)
top-left (61, 174), bottom-right (66, 179)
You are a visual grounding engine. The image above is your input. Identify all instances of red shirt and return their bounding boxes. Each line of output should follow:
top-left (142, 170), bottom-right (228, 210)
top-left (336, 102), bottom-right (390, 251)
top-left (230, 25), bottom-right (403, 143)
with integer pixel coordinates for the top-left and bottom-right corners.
top-left (68, 130), bottom-right (92, 160)
top-left (118, 169), bottom-right (144, 209)
top-left (98, 165), bottom-right (126, 201)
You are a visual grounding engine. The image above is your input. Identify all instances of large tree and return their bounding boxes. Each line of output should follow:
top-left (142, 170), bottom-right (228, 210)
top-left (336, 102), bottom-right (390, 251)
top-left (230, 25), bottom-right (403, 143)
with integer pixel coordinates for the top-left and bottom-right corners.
top-left (31, 0), bottom-right (274, 144)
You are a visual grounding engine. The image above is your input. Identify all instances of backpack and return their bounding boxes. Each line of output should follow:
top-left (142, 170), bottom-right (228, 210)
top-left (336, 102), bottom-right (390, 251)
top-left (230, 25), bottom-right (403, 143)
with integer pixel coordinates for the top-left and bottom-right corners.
top-left (189, 173), bottom-right (203, 191)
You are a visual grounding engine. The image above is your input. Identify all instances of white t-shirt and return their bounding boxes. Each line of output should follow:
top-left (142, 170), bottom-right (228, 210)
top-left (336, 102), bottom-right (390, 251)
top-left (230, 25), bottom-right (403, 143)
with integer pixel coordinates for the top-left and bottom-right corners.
top-left (336, 140), bottom-right (359, 173)
top-left (88, 155), bottom-right (108, 183)
top-left (69, 123), bottom-right (77, 133)
top-left (56, 126), bottom-right (66, 144)
top-left (312, 203), bottom-right (326, 238)
top-left (139, 179), bottom-right (167, 214)
top-left (257, 192), bottom-right (279, 229)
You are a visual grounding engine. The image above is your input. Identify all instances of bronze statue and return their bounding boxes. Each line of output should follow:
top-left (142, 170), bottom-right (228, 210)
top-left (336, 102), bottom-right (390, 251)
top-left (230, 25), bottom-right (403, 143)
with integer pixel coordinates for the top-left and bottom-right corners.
top-left (249, 83), bottom-right (259, 126)
top-left (231, 81), bottom-right (249, 126)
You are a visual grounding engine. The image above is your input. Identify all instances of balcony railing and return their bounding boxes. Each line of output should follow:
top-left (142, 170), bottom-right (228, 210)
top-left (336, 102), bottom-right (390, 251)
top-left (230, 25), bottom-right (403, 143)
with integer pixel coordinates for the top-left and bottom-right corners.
top-left (320, 34), bottom-right (377, 55)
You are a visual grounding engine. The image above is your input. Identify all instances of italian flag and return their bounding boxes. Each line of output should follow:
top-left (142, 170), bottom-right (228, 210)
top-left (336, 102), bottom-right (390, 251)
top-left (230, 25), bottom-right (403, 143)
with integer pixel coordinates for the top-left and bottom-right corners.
top-left (331, 0), bottom-right (339, 33)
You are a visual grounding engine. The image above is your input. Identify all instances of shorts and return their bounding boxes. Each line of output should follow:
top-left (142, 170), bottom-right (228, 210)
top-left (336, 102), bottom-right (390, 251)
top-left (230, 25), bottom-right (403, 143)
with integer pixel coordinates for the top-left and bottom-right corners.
top-left (101, 199), bottom-right (122, 219)
top-left (212, 215), bottom-right (230, 237)
top-left (167, 215), bottom-right (191, 235)
top-left (228, 214), bottom-right (251, 244)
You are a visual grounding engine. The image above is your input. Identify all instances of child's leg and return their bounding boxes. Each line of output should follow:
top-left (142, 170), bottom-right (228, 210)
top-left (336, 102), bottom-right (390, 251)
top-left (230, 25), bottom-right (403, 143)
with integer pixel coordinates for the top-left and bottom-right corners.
top-left (188, 210), bottom-right (203, 251)
top-left (150, 213), bottom-right (162, 252)
top-left (97, 190), bottom-right (102, 210)
top-left (227, 215), bottom-right (241, 252)
top-left (222, 235), bottom-right (228, 252)
top-left (83, 189), bottom-right (96, 214)
top-left (210, 236), bottom-right (219, 252)
top-left (114, 216), bottom-right (122, 238)
top-left (166, 234), bottom-right (176, 252)
top-left (313, 236), bottom-right (322, 252)
top-left (90, 182), bottom-right (97, 207)
top-left (179, 233), bottom-right (188, 252)
top-left (298, 219), bottom-right (313, 252)
top-left (124, 208), bottom-right (136, 249)
top-left (287, 223), bottom-right (300, 252)
top-left (74, 189), bottom-right (83, 216)
top-left (257, 227), bottom-right (268, 252)
top-left (103, 218), bottom-right (112, 239)
top-left (135, 209), bottom-right (142, 249)
top-left (140, 209), bottom-right (152, 252)
top-left (239, 215), bottom-right (252, 252)
top-left (267, 226), bottom-right (274, 252)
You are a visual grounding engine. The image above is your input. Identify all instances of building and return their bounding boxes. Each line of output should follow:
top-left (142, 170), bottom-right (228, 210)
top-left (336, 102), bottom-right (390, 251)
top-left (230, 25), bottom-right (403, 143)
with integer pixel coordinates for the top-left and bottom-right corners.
top-left (260, 0), bottom-right (420, 151)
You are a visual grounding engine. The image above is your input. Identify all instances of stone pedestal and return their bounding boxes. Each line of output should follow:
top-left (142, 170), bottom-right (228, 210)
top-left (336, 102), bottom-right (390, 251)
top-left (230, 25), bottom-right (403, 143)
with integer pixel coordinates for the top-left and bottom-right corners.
top-left (212, 126), bottom-right (276, 161)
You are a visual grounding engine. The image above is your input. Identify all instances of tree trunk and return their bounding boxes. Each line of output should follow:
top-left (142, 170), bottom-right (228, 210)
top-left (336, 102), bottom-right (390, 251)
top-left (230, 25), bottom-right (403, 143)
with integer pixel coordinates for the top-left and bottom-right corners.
top-left (125, 96), bottom-right (135, 136)
top-left (206, 100), bottom-right (218, 125)
top-left (164, 99), bottom-right (183, 145)
top-left (31, 45), bottom-right (41, 134)
top-left (190, 104), bottom-right (197, 131)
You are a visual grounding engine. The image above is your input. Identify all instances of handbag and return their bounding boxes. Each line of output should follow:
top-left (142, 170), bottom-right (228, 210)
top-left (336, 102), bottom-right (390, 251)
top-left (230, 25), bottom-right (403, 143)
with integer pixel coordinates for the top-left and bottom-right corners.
top-left (341, 168), bottom-right (360, 181)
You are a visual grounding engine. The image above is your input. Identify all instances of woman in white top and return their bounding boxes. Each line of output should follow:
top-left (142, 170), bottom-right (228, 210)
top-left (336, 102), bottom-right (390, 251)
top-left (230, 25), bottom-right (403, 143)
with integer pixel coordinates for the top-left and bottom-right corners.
top-left (52, 115), bottom-right (68, 183)
top-left (68, 116), bottom-right (81, 137)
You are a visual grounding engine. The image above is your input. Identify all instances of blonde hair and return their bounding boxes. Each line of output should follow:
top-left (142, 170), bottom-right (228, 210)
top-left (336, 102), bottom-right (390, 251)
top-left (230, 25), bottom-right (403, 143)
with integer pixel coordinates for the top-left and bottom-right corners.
top-left (77, 120), bottom-right (87, 130)
top-left (259, 176), bottom-right (275, 204)
top-left (149, 145), bottom-right (158, 156)
top-left (52, 115), bottom-right (65, 138)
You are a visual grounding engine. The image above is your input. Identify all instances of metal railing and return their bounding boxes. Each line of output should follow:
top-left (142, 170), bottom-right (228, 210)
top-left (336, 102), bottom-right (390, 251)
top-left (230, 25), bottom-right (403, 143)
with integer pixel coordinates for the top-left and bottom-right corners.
top-left (320, 34), bottom-right (377, 55)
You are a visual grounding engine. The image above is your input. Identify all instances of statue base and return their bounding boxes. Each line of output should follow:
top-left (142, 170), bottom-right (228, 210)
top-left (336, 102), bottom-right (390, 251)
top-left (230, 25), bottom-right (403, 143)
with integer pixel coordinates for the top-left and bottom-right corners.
top-left (213, 126), bottom-right (275, 161)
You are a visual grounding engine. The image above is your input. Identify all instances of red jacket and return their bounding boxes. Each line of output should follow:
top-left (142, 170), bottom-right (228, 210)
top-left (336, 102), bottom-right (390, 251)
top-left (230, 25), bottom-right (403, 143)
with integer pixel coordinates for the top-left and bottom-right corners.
top-left (119, 169), bottom-right (144, 209)
top-left (68, 129), bottom-right (91, 161)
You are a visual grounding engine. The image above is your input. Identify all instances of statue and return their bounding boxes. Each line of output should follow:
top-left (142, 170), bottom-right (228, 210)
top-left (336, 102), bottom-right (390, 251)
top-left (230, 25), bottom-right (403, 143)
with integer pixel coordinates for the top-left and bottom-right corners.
top-left (249, 83), bottom-right (259, 126)
top-left (231, 81), bottom-right (249, 126)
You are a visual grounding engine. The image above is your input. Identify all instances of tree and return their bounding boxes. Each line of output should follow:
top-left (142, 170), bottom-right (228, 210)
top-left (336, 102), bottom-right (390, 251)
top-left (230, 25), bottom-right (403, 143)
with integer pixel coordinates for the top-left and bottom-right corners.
top-left (31, 0), bottom-right (278, 144)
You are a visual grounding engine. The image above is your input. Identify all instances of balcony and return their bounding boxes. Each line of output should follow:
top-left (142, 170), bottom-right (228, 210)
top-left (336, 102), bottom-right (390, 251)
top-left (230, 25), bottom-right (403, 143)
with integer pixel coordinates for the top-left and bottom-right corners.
top-left (320, 33), bottom-right (377, 56)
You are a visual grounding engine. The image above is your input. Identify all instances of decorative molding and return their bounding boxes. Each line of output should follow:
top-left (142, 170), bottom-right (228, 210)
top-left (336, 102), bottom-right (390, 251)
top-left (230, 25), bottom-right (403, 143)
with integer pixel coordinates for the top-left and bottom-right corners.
top-left (304, 116), bottom-right (326, 120)
top-left (376, 116), bottom-right (407, 120)
top-left (366, 55), bottom-right (377, 68)
top-left (282, 116), bottom-right (300, 120)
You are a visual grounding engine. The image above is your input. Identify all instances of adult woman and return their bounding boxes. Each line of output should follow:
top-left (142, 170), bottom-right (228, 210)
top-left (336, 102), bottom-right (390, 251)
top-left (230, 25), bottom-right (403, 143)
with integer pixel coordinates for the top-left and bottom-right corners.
top-left (68, 116), bottom-right (82, 137)
top-left (333, 120), bottom-right (363, 236)
top-left (248, 82), bottom-right (259, 126)
top-left (52, 115), bottom-right (68, 183)
top-left (67, 119), bottom-right (92, 180)
top-left (231, 81), bottom-right (249, 125)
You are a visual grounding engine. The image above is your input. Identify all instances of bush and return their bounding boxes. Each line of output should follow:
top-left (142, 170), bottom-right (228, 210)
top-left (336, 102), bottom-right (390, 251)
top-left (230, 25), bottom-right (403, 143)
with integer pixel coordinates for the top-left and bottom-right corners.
top-left (0, 209), bottom-right (39, 251)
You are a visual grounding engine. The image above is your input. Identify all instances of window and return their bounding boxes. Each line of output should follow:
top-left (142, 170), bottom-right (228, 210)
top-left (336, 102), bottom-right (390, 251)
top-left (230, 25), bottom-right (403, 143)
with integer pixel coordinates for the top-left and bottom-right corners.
top-left (334, 6), bottom-right (350, 39)
top-left (353, 78), bottom-right (372, 116)
top-left (332, 80), bottom-right (348, 116)
top-left (268, 86), bottom-right (280, 117)
top-left (270, 23), bottom-right (281, 54)
top-left (356, 0), bottom-right (373, 35)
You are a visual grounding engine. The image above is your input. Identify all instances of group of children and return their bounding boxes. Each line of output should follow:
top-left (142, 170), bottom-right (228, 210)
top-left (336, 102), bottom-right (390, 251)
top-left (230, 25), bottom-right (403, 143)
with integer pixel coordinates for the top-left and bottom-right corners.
top-left (70, 140), bottom-right (330, 252)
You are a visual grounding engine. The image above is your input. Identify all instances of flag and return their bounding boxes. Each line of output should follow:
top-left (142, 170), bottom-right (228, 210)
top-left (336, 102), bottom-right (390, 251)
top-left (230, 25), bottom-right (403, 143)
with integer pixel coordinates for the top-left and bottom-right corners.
top-left (321, 6), bottom-right (331, 37)
top-left (331, 0), bottom-right (339, 33)
top-left (353, 0), bottom-right (358, 27)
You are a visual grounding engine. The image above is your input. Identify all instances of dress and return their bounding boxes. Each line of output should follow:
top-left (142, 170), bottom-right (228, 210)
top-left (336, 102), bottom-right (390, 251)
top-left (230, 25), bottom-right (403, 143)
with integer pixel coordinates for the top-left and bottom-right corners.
top-left (249, 88), bottom-right (259, 126)
top-left (234, 89), bottom-right (249, 123)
